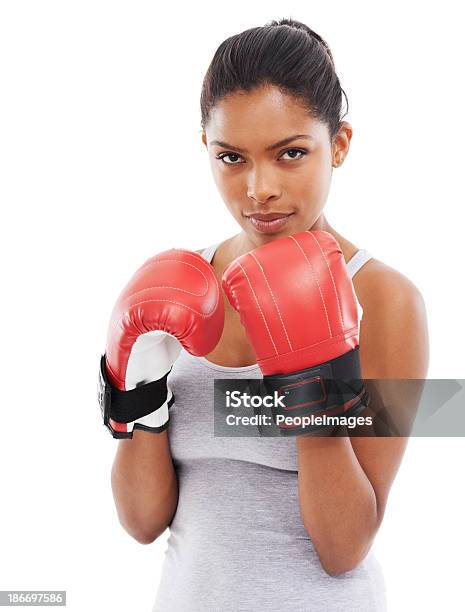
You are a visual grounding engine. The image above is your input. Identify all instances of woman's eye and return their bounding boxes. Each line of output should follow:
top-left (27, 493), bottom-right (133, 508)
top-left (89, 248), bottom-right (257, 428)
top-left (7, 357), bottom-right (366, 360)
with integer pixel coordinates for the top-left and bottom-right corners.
top-left (281, 148), bottom-right (307, 160)
top-left (217, 153), bottom-right (244, 165)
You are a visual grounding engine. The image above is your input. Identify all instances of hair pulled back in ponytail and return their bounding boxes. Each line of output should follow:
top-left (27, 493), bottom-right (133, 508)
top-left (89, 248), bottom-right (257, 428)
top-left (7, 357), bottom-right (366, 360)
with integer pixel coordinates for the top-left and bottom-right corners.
top-left (200, 18), bottom-right (349, 142)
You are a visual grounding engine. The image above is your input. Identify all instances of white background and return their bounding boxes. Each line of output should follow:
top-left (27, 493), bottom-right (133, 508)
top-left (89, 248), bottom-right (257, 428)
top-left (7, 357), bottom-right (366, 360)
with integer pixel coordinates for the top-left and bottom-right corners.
top-left (1, 1), bottom-right (464, 611)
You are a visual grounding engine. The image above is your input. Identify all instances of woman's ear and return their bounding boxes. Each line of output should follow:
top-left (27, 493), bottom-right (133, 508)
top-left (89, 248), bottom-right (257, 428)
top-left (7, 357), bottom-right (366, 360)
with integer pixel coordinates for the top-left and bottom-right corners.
top-left (201, 131), bottom-right (208, 149)
top-left (332, 121), bottom-right (352, 167)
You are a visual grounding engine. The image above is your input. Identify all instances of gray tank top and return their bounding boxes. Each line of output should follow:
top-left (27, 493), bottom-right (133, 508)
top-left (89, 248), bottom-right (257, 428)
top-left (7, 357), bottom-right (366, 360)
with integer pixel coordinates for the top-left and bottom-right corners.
top-left (153, 244), bottom-right (387, 612)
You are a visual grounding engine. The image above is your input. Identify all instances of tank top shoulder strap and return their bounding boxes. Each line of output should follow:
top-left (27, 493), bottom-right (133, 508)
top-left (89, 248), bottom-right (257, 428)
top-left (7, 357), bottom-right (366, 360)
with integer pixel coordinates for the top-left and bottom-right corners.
top-left (201, 243), bottom-right (221, 264)
top-left (346, 248), bottom-right (373, 279)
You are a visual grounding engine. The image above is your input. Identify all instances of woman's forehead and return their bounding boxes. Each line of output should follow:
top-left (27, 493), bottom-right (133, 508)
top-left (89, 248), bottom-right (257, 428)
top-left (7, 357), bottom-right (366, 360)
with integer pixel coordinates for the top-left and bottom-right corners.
top-left (204, 86), bottom-right (331, 150)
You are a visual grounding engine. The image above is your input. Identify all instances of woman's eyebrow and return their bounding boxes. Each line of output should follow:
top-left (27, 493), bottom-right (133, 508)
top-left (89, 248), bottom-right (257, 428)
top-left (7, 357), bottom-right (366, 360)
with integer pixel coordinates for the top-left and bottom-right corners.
top-left (210, 134), bottom-right (314, 153)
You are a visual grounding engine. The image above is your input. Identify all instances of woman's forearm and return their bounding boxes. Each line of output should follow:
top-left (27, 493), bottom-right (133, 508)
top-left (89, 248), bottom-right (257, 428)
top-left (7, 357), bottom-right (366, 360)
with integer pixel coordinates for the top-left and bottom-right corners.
top-left (111, 429), bottom-right (178, 544)
top-left (296, 436), bottom-right (380, 576)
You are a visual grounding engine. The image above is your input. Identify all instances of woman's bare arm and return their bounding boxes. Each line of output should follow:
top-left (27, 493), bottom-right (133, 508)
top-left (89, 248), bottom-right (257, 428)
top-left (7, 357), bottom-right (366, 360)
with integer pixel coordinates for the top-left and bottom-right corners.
top-left (297, 264), bottom-right (429, 576)
top-left (111, 429), bottom-right (178, 544)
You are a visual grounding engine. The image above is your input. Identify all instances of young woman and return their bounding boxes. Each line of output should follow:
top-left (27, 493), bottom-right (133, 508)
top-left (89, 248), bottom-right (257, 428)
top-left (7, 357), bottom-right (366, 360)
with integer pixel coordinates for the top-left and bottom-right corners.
top-left (109, 18), bottom-right (429, 611)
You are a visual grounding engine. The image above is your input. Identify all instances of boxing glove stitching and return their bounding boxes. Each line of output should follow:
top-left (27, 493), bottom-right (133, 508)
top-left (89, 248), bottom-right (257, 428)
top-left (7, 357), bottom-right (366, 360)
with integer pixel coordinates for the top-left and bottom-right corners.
top-left (117, 298), bottom-right (219, 324)
top-left (258, 325), bottom-right (360, 369)
top-left (109, 257), bottom-right (221, 338)
top-left (126, 284), bottom-right (207, 300)
top-left (133, 257), bottom-right (221, 315)
top-left (289, 234), bottom-right (333, 338)
top-left (249, 252), bottom-right (293, 352)
top-left (134, 259), bottom-right (210, 296)
top-left (236, 261), bottom-right (279, 355)
top-left (306, 231), bottom-right (345, 331)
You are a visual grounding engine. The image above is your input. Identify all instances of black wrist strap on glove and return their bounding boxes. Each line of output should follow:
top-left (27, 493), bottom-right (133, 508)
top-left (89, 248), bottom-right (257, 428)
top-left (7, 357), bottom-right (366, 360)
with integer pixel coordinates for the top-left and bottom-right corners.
top-left (98, 354), bottom-right (174, 438)
top-left (261, 347), bottom-right (369, 436)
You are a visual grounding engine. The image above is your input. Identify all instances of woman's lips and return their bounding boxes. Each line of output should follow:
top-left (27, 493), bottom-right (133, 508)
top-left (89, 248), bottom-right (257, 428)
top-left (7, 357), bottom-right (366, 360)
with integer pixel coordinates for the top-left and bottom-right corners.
top-left (247, 213), bottom-right (294, 234)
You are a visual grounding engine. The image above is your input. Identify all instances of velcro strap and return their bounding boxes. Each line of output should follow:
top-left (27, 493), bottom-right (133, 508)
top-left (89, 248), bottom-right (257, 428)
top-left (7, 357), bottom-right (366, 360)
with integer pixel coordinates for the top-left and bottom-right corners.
top-left (262, 348), bottom-right (369, 435)
top-left (98, 354), bottom-right (170, 425)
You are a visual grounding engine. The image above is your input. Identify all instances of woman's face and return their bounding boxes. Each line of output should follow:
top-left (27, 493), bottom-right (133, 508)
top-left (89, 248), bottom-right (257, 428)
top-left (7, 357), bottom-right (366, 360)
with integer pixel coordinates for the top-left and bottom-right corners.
top-left (202, 84), bottom-right (351, 247)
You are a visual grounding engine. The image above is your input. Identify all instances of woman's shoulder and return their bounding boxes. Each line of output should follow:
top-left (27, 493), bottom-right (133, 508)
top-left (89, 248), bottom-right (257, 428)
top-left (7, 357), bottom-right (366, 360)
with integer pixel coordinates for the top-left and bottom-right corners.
top-left (353, 256), bottom-right (428, 378)
top-left (352, 256), bottom-right (424, 310)
top-left (323, 229), bottom-right (424, 308)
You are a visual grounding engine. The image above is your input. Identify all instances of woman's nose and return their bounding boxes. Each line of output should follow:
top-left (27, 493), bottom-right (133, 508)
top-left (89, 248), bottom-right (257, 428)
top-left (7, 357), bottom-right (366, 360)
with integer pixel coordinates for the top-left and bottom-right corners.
top-left (246, 168), bottom-right (281, 204)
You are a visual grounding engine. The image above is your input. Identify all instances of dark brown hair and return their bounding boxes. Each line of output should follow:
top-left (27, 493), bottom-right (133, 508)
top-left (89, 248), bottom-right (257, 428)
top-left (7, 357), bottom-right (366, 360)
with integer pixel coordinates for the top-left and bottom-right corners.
top-left (200, 18), bottom-right (348, 142)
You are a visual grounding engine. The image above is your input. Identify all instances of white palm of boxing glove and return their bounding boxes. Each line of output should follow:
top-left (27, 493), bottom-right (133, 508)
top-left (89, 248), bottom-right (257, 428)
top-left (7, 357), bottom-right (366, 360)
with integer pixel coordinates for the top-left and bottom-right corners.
top-left (122, 330), bottom-right (182, 431)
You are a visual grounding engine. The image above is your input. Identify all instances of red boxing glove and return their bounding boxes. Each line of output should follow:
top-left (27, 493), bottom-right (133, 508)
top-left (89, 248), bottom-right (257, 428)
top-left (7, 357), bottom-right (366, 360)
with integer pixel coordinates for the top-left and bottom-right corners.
top-left (98, 249), bottom-right (224, 438)
top-left (222, 230), bottom-right (368, 435)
